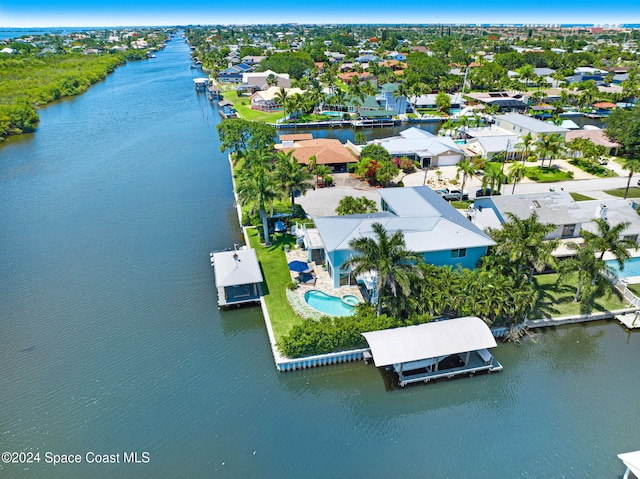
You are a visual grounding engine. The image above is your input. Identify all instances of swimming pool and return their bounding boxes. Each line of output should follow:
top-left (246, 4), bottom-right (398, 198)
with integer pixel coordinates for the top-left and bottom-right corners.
top-left (303, 290), bottom-right (358, 317)
top-left (605, 257), bottom-right (640, 278)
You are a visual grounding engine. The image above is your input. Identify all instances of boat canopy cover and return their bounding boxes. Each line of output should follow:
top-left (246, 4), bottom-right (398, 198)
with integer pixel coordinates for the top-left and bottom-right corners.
top-left (212, 249), bottom-right (263, 288)
top-left (618, 451), bottom-right (640, 477)
top-left (362, 316), bottom-right (497, 368)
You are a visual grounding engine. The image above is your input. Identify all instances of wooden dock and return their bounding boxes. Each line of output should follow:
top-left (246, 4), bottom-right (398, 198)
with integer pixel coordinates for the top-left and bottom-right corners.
top-left (615, 312), bottom-right (640, 329)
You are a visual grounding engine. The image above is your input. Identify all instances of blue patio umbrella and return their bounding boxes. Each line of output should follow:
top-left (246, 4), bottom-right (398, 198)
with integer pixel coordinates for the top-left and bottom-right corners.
top-left (288, 260), bottom-right (312, 273)
top-left (274, 221), bottom-right (286, 233)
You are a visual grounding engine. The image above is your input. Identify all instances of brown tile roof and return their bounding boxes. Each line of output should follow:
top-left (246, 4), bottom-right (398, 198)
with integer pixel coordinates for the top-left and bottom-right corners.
top-left (592, 102), bottom-right (617, 109)
top-left (337, 72), bottom-right (373, 82)
top-left (279, 133), bottom-right (313, 141)
top-left (280, 139), bottom-right (358, 165)
top-left (565, 129), bottom-right (621, 148)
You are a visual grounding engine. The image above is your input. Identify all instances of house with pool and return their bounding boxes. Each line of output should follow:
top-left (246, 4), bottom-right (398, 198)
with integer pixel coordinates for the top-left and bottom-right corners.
top-left (298, 186), bottom-right (495, 301)
top-left (471, 191), bottom-right (640, 263)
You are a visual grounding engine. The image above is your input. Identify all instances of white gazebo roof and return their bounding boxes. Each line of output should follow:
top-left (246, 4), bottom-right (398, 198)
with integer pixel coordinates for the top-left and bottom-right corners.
top-left (362, 316), bottom-right (497, 367)
top-left (212, 249), bottom-right (263, 288)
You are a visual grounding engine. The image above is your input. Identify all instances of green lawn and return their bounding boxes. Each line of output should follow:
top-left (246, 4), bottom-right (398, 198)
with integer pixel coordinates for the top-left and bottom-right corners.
top-left (247, 228), bottom-right (304, 342)
top-left (628, 283), bottom-right (640, 297)
top-left (221, 91), bottom-right (282, 123)
top-left (524, 166), bottom-right (574, 183)
top-left (531, 273), bottom-right (628, 318)
top-left (603, 187), bottom-right (640, 199)
top-left (570, 192), bottom-right (596, 201)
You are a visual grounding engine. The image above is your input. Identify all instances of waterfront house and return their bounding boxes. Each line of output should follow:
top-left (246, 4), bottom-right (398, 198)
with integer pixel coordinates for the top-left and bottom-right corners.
top-left (372, 127), bottom-right (466, 167)
top-left (493, 113), bottom-right (569, 140)
top-left (465, 92), bottom-right (528, 112)
top-left (376, 83), bottom-right (407, 115)
top-left (216, 63), bottom-right (254, 83)
top-left (473, 191), bottom-right (640, 248)
top-left (306, 186), bottom-right (495, 292)
top-left (465, 134), bottom-right (520, 161)
top-left (241, 70), bottom-right (291, 90)
top-left (408, 93), bottom-right (465, 111)
top-left (249, 86), bottom-right (305, 112)
top-left (212, 249), bottom-right (263, 307)
top-left (565, 129), bottom-right (621, 156)
top-left (276, 138), bottom-right (358, 172)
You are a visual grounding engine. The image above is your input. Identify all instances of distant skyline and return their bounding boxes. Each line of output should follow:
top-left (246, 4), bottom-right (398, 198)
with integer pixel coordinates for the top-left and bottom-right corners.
top-left (1, 0), bottom-right (639, 28)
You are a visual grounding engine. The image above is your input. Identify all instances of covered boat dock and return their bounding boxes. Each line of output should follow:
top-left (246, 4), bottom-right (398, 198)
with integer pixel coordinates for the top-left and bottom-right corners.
top-left (362, 316), bottom-right (502, 387)
top-left (211, 248), bottom-right (263, 307)
top-left (619, 450), bottom-right (640, 479)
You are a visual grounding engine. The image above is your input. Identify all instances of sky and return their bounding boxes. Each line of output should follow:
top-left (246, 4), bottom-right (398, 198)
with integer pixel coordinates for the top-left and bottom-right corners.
top-left (1, 0), bottom-right (639, 28)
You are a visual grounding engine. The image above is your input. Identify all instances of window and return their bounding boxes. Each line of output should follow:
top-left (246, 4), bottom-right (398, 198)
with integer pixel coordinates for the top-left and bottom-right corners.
top-left (562, 224), bottom-right (576, 238)
top-left (623, 234), bottom-right (638, 244)
top-left (451, 248), bottom-right (467, 258)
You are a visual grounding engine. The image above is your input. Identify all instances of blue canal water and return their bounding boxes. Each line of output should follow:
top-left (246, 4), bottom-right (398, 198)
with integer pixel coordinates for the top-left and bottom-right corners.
top-left (1, 35), bottom-right (639, 479)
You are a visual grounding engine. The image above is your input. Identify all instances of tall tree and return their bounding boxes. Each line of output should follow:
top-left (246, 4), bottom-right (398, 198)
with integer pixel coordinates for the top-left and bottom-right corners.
top-left (621, 158), bottom-right (640, 199)
top-left (274, 87), bottom-right (289, 121)
top-left (235, 149), bottom-right (280, 246)
top-left (507, 162), bottom-right (528, 194)
top-left (581, 217), bottom-right (635, 266)
top-left (344, 222), bottom-right (422, 316)
top-left (536, 132), bottom-right (565, 168)
top-left (456, 158), bottom-right (476, 196)
top-left (274, 150), bottom-right (314, 215)
top-left (487, 212), bottom-right (558, 283)
top-left (516, 132), bottom-right (535, 163)
top-left (557, 242), bottom-right (610, 305)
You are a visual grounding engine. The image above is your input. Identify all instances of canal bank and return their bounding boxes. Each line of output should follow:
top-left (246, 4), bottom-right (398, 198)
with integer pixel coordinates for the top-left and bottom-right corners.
top-left (1, 33), bottom-right (639, 479)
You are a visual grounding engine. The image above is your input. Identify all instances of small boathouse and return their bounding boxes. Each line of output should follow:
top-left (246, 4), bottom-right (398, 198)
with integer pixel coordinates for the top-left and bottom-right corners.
top-left (362, 316), bottom-right (502, 387)
top-left (619, 450), bottom-right (640, 479)
top-left (211, 248), bottom-right (263, 307)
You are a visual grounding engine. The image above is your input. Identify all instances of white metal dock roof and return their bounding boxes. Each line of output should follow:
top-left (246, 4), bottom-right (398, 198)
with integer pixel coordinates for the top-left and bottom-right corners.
top-left (362, 317), bottom-right (497, 368)
top-left (212, 249), bottom-right (263, 288)
top-left (618, 450), bottom-right (640, 478)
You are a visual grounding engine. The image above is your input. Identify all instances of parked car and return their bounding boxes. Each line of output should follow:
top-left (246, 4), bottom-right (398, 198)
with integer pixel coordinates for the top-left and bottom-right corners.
top-left (475, 188), bottom-right (502, 197)
top-left (436, 187), bottom-right (469, 201)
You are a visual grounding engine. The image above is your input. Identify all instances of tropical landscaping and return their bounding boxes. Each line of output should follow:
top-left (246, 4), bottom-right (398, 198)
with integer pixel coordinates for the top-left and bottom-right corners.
top-left (217, 115), bottom-right (635, 359)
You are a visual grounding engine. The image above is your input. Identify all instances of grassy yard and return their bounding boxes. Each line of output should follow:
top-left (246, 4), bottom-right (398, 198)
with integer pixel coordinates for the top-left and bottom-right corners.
top-left (222, 90), bottom-right (282, 123)
top-left (603, 187), bottom-right (640, 199)
top-left (531, 273), bottom-right (628, 318)
top-left (524, 166), bottom-right (574, 183)
top-left (570, 192), bottom-right (596, 201)
top-left (247, 228), bottom-right (304, 342)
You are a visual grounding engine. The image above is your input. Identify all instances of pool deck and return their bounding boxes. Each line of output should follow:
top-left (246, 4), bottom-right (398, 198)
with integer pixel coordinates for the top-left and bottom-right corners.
top-left (285, 247), bottom-right (364, 313)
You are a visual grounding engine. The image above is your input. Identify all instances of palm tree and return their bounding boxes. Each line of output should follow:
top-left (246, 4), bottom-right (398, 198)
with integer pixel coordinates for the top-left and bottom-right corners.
top-left (557, 242), bottom-right (610, 305)
top-left (344, 222), bottom-right (422, 316)
top-left (336, 196), bottom-right (377, 215)
top-left (582, 217), bottom-right (635, 267)
top-left (621, 158), bottom-right (640, 199)
top-left (487, 212), bottom-right (558, 283)
top-left (456, 158), bottom-right (476, 196)
top-left (274, 150), bottom-right (314, 215)
top-left (536, 132), bottom-right (565, 168)
top-left (507, 162), bottom-right (527, 194)
top-left (481, 164), bottom-right (506, 193)
top-left (236, 149), bottom-right (280, 246)
top-left (516, 132), bottom-right (535, 164)
top-left (274, 87), bottom-right (288, 121)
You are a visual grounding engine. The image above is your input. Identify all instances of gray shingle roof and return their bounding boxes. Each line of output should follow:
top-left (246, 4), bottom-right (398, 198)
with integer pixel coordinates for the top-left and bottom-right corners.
top-left (212, 249), bottom-right (263, 287)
